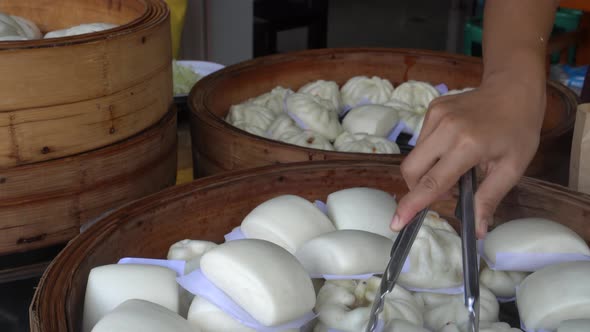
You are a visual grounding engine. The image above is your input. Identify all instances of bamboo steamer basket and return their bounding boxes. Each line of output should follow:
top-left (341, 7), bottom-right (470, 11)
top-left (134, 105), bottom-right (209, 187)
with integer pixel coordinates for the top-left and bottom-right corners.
top-left (0, 109), bottom-right (177, 255)
top-left (30, 160), bottom-right (590, 331)
top-left (0, 0), bottom-right (172, 167)
top-left (189, 48), bottom-right (578, 185)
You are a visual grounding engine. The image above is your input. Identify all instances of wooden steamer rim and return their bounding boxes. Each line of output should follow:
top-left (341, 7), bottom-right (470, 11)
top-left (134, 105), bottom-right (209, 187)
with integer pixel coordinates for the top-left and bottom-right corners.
top-left (29, 160), bottom-right (590, 331)
top-left (0, 0), bottom-right (166, 48)
top-left (189, 48), bottom-right (578, 181)
top-left (0, 0), bottom-right (171, 111)
top-left (0, 109), bottom-right (178, 255)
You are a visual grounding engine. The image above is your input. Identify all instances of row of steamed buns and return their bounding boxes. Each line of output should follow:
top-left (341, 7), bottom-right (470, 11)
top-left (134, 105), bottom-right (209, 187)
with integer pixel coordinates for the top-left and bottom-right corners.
top-left (0, 12), bottom-right (117, 41)
top-left (225, 76), bottom-right (473, 153)
top-left (81, 187), bottom-right (590, 332)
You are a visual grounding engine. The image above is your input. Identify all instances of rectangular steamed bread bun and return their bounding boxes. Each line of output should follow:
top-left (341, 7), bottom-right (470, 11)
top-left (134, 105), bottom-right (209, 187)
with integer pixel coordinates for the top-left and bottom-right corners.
top-left (517, 261), bottom-right (590, 330)
top-left (241, 195), bottom-right (335, 253)
top-left (91, 299), bottom-right (194, 332)
top-left (326, 187), bottom-right (398, 239)
top-left (83, 264), bottom-right (179, 332)
top-left (200, 239), bottom-right (316, 327)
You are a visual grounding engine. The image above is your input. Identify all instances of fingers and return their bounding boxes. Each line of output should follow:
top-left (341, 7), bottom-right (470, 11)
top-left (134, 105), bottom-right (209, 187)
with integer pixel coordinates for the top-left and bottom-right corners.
top-left (474, 162), bottom-right (522, 239)
top-left (400, 131), bottom-right (448, 191)
top-left (416, 97), bottom-right (455, 145)
top-left (392, 145), bottom-right (480, 231)
top-left (400, 103), bottom-right (463, 190)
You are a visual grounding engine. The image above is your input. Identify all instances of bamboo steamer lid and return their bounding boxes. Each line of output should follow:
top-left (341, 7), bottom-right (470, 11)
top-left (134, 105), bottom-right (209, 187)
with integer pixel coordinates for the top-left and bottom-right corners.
top-left (189, 48), bottom-right (577, 185)
top-left (0, 0), bottom-right (173, 167)
top-left (29, 160), bottom-right (590, 331)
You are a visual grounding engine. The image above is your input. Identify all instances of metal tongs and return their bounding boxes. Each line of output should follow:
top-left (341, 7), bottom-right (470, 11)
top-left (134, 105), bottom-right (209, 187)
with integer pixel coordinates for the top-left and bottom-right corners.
top-left (366, 168), bottom-right (480, 332)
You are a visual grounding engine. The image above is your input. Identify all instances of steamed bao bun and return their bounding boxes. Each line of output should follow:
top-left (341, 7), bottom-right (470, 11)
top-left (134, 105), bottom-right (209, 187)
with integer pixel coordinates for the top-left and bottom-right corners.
top-left (0, 12), bottom-right (42, 40)
top-left (200, 239), bottom-right (316, 327)
top-left (167, 239), bottom-right (218, 316)
top-left (315, 320), bottom-right (431, 332)
top-left (226, 103), bottom-right (276, 132)
top-left (417, 286), bottom-right (500, 331)
top-left (295, 230), bottom-right (393, 276)
top-left (326, 187), bottom-right (398, 239)
top-left (398, 211), bottom-right (464, 289)
top-left (341, 75), bottom-right (394, 107)
top-left (479, 263), bottom-right (529, 298)
top-left (381, 320), bottom-right (431, 332)
top-left (250, 86), bottom-right (293, 115)
top-left (342, 104), bottom-right (400, 137)
top-left (439, 321), bottom-right (522, 332)
top-left (266, 116), bottom-right (335, 150)
top-left (266, 115), bottom-right (302, 140)
top-left (44, 23), bottom-right (117, 39)
top-left (298, 80), bottom-right (342, 112)
top-left (240, 194), bottom-right (336, 254)
top-left (168, 239), bottom-right (218, 273)
top-left (383, 99), bottom-right (425, 135)
top-left (232, 121), bottom-right (268, 137)
top-left (517, 261), bottom-right (590, 330)
top-left (483, 217), bottom-right (590, 267)
top-left (285, 92), bottom-right (343, 140)
top-left (314, 277), bottom-right (424, 331)
top-left (334, 131), bottom-right (400, 154)
top-left (390, 80), bottom-right (440, 111)
top-left (280, 130), bottom-right (335, 151)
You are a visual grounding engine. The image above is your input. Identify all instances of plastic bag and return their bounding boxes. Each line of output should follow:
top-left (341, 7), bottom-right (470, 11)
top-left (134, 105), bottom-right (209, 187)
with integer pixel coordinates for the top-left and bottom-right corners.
top-left (164, 0), bottom-right (188, 59)
top-left (550, 64), bottom-right (588, 97)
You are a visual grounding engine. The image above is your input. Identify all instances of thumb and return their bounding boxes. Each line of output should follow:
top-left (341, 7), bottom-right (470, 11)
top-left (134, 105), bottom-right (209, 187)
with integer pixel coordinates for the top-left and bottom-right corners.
top-left (474, 163), bottom-right (522, 238)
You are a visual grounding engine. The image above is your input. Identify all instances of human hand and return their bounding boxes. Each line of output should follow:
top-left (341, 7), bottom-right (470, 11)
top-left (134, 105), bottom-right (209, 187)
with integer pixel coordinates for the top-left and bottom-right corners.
top-left (390, 75), bottom-right (546, 238)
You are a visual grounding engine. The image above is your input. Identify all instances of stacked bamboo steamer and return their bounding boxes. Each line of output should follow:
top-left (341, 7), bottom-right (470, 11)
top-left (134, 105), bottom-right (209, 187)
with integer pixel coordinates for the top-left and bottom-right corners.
top-left (0, 0), bottom-right (177, 255)
top-left (30, 160), bottom-right (590, 331)
top-left (189, 48), bottom-right (578, 184)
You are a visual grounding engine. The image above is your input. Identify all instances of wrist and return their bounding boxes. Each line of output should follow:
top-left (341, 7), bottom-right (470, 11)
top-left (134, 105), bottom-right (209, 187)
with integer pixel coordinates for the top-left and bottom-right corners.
top-left (482, 47), bottom-right (547, 95)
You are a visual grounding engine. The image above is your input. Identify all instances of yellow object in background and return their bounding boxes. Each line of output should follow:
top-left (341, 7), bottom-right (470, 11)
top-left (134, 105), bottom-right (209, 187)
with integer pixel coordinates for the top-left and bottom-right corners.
top-left (165, 0), bottom-right (188, 59)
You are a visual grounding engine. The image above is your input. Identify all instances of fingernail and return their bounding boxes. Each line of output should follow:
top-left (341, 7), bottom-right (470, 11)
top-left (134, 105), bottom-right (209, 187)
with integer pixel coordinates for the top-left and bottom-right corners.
top-left (390, 214), bottom-right (402, 231)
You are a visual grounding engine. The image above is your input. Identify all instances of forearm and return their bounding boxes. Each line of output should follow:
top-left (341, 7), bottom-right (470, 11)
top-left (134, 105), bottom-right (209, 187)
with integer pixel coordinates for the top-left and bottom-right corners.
top-left (482, 0), bottom-right (558, 90)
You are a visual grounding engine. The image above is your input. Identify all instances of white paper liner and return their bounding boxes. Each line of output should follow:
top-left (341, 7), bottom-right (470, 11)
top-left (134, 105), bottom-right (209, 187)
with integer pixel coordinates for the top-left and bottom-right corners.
top-left (386, 121), bottom-right (409, 142)
top-left (117, 257), bottom-right (186, 277)
top-left (314, 200), bottom-right (328, 215)
top-left (497, 295), bottom-right (516, 303)
top-left (435, 83), bottom-right (449, 95)
top-left (224, 227), bottom-right (246, 242)
top-left (177, 269), bottom-right (317, 332)
top-left (477, 240), bottom-right (590, 272)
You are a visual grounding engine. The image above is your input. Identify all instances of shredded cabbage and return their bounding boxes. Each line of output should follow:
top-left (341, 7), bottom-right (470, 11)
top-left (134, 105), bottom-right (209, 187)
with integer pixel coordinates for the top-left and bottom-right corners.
top-left (173, 61), bottom-right (201, 95)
